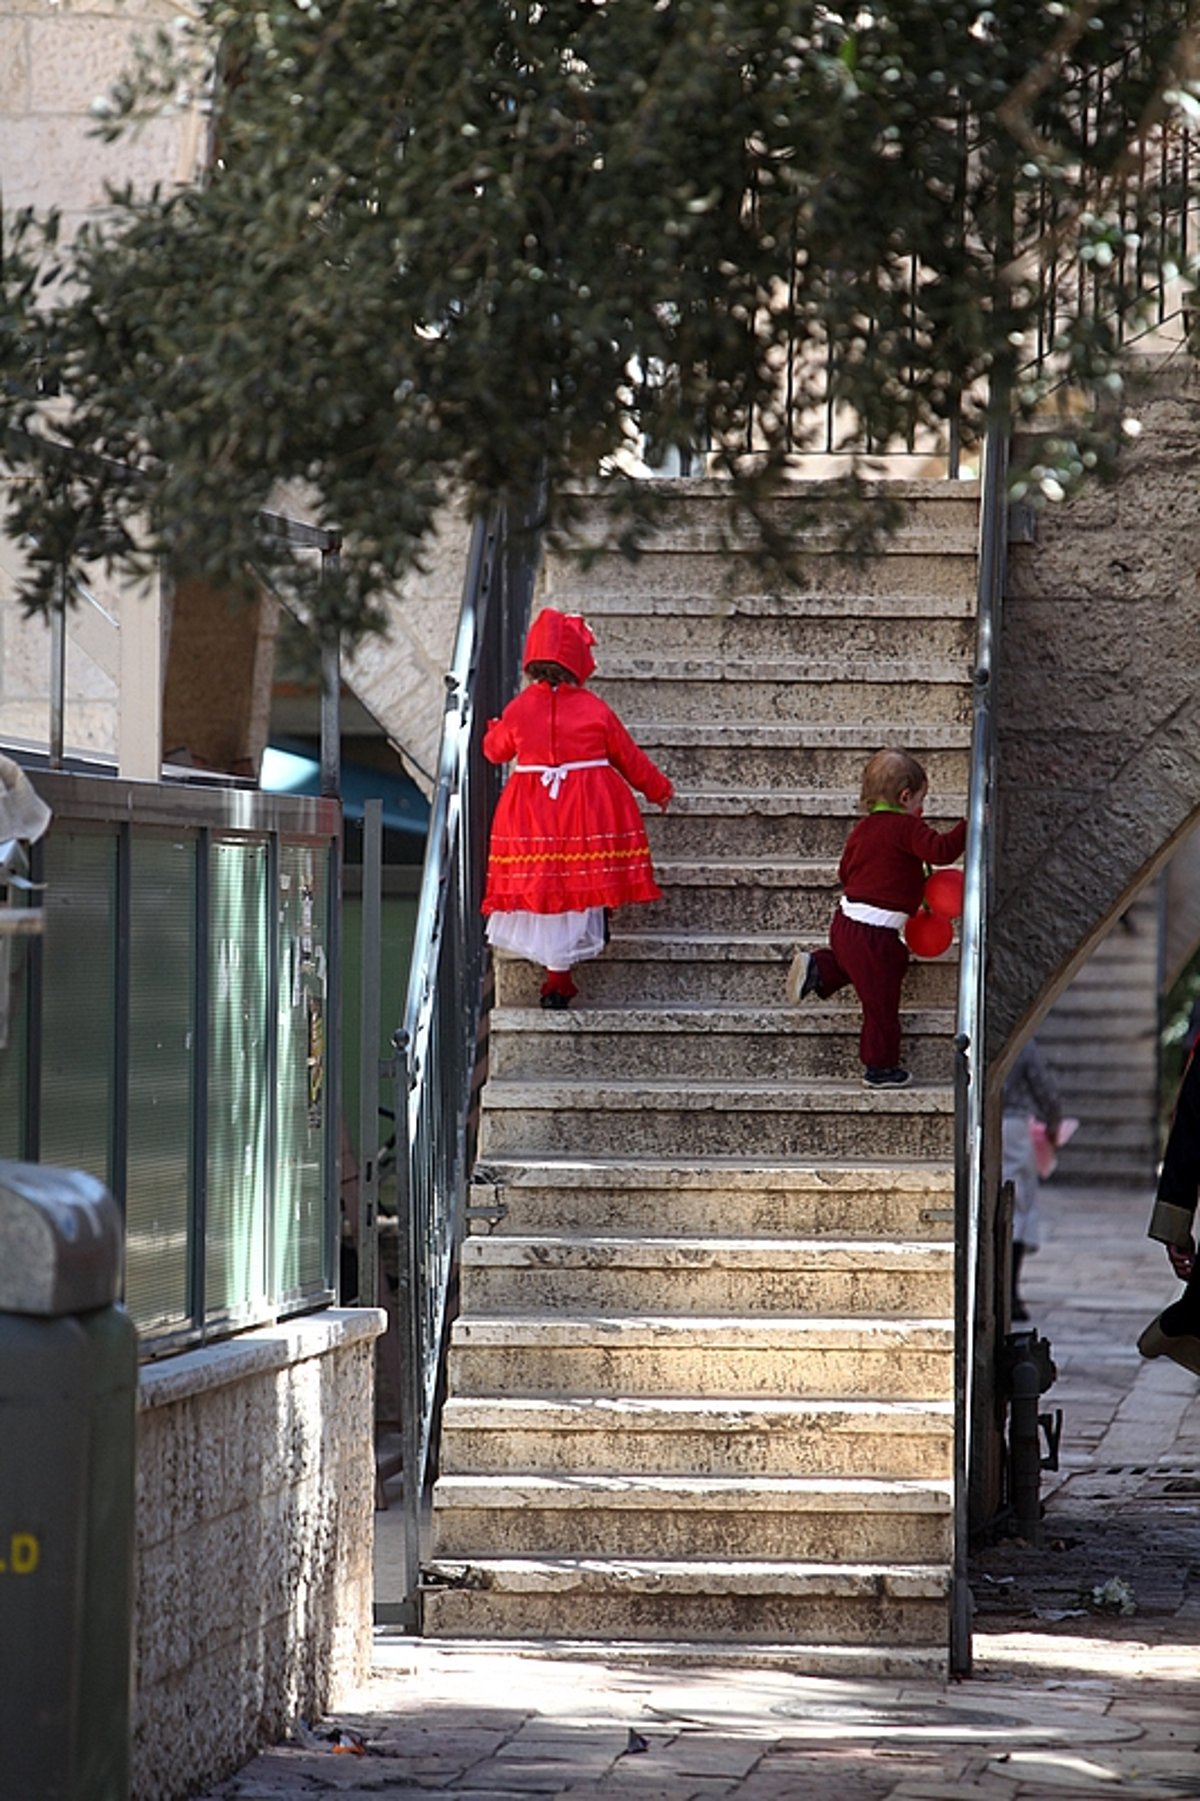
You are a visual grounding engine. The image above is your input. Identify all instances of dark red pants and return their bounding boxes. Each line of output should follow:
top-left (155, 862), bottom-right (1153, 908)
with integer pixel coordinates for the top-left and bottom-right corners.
top-left (812, 909), bottom-right (909, 1070)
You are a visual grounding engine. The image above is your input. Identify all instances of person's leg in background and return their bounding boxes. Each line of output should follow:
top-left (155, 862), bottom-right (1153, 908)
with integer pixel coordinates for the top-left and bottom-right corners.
top-left (1002, 1112), bottom-right (1040, 1323)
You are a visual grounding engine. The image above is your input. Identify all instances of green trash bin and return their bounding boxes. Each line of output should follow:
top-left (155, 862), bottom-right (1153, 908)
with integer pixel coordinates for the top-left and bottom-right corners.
top-left (0, 1162), bottom-right (137, 1801)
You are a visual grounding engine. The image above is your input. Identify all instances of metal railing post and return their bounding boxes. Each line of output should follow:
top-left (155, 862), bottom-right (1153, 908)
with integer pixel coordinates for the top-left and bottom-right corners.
top-left (357, 799), bottom-right (382, 1311)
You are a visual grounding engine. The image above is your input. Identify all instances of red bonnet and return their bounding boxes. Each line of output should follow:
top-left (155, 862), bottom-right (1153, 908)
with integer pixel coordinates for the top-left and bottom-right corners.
top-left (522, 607), bottom-right (596, 684)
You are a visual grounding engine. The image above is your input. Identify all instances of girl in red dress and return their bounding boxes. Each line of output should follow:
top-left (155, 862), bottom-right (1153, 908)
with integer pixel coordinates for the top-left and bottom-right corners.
top-left (482, 608), bottom-right (673, 1008)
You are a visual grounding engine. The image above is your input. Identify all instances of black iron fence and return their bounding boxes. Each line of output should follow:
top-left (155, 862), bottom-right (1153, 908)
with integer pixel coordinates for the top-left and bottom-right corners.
top-left (391, 496), bottom-right (544, 1612)
top-left (740, 30), bottom-right (1196, 468)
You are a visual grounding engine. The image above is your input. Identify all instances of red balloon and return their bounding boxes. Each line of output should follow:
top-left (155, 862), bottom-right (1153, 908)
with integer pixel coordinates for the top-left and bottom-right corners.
top-left (905, 908), bottom-right (954, 958)
top-left (924, 867), bottom-right (964, 920)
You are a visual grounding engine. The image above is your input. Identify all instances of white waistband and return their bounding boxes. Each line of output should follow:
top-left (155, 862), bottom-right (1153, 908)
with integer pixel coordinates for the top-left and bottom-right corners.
top-left (513, 758), bottom-right (609, 799)
top-left (840, 895), bottom-right (908, 932)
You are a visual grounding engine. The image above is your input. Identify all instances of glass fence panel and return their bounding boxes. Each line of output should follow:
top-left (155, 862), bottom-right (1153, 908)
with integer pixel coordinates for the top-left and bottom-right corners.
top-left (40, 828), bottom-right (115, 1186)
top-left (125, 832), bottom-right (195, 1334)
top-left (276, 841), bottom-right (330, 1300)
top-left (205, 836), bottom-right (270, 1320)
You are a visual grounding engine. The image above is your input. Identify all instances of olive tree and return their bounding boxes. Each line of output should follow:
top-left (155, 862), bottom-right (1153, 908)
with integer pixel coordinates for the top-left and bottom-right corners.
top-left (1, 0), bottom-right (1195, 638)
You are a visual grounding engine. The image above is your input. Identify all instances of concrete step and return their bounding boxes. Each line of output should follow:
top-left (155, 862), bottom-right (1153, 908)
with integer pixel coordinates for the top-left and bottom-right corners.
top-left (1039, 984), bottom-right (1159, 1015)
top-left (437, 1394), bottom-right (956, 1479)
top-left (593, 661), bottom-right (973, 727)
top-left (1048, 1156), bottom-right (1155, 1190)
top-left (639, 858), bottom-right (965, 936)
top-left (379, 1633), bottom-right (948, 1678)
top-left (644, 790), bottom-right (967, 859)
top-left (1040, 1109), bottom-right (1157, 1147)
top-left (447, 1315), bottom-right (955, 1401)
top-left (492, 931), bottom-right (961, 1008)
top-left (467, 1157), bottom-right (956, 1242)
top-left (571, 596), bottom-right (976, 662)
top-left (488, 1006), bottom-right (957, 1084)
top-left (1032, 1067), bottom-right (1157, 1103)
top-left (621, 721), bottom-right (972, 791)
top-left (1040, 1019), bottom-right (1159, 1052)
top-left (553, 544), bottom-right (977, 604)
top-left (430, 1474), bottom-right (954, 1562)
top-left (459, 1236), bottom-right (955, 1319)
top-left (421, 1554), bottom-right (951, 1645)
top-left (643, 860), bottom-right (843, 935)
top-left (476, 1078), bottom-right (956, 1161)
top-left (552, 475), bottom-right (981, 550)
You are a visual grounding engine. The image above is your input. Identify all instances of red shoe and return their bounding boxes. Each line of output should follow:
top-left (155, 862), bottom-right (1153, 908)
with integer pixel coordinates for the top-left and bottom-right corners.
top-left (539, 970), bottom-right (578, 1008)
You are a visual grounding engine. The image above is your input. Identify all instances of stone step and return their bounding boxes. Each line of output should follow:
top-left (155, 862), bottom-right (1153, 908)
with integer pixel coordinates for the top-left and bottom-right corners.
top-left (476, 1077), bottom-right (956, 1161)
top-left (553, 475), bottom-right (981, 550)
top-left (430, 1474), bottom-right (954, 1562)
top-left (437, 1394), bottom-right (955, 1479)
top-left (1028, 1064), bottom-right (1156, 1100)
top-left (1040, 1015), bottom-right (1159, 1049)
top-left (644, 861), bottom-right (840, 934)
top-left (620, 722), bottom-right (972, 791)
top-left (572, 597), bottom-right (976, 662)
top-left (1039, 984), bottom-right (1160, 1015)
top-left (1051, 1157), bottom-right (1155, 1189)
top-left (488, 1006), bottom-right (957, 1084)
top-left (638, 858), bottom-right (965, 936)
top-left (447, 1316), bottom-right (955, 1402)
top-left (381, 1633), bottom-right (948, 1678)
top-left (644, 790), bottom-right (968, 859)
top-left (1041, 1109), bottom-right (1158, 1146)
top-left (492, 931), bottom-right (961, 1008)
top-left (421, 1554), bottom-right (951, 1645)
top-left (467, 1157), bottom-right (956, 1241)
top-left (592, 661), bottom-right (973, 727)
top-left (459, 1236), bottom-right (955, 1319)
top-left (554, 538), bottom-right (978, 602)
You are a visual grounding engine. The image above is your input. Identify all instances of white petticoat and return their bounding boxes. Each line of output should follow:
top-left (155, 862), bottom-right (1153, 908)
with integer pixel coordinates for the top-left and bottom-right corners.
top-left (486, 907), bottom-right (607, 971)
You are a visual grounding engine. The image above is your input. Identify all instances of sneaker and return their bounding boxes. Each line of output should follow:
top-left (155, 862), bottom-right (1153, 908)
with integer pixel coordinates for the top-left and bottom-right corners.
top-left (863, 1065), bottom-right (912, 1088)
top-left (785, 950), bottom-right (823, 1006)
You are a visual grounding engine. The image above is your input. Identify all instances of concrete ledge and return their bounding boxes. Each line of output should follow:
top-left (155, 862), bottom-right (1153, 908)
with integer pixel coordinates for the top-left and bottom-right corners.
top-left (138, 1306), bottom-right (386, 1410)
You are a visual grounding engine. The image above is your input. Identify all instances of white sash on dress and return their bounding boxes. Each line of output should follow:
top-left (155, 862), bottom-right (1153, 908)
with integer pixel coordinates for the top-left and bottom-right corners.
top-left (512, 757), bottom-right (610, 800)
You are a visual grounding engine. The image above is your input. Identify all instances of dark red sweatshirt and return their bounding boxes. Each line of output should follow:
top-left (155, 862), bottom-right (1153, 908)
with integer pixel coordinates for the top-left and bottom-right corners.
top-left (838, 810), bottom-right (967, 915)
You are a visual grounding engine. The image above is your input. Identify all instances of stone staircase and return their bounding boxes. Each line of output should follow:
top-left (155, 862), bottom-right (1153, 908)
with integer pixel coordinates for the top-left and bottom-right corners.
top-left (1037, 884), bottom-right (1162, 1189)
top-left (423, 482), bottom-right (978, 1669)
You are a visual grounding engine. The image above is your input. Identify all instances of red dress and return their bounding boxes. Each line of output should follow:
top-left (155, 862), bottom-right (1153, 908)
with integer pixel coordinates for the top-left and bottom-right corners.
top-left (482, 681), bottom-right (673, 915)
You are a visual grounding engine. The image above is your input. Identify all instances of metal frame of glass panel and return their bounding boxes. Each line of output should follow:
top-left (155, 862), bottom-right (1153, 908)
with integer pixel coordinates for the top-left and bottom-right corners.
top-left (0, 769), bottom-right (341, 1357)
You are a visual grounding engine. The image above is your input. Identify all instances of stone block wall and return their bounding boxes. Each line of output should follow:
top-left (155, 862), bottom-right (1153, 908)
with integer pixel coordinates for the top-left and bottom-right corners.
top-left (0, 0), bottom-right (203, 241)
top-left (134, 1308), bottom-right (385, 1801)
top-left (991, 353), bottom-right (1200, 1067)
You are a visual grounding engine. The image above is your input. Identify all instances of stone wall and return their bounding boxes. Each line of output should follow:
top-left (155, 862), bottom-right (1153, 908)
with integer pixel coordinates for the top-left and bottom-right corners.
top-left (990, 353), bottom-right (1200, 1069)
top-left (134, 1308), bottom-right (385, 1801)
top-left (0, 0), bottom-right (203, 241)
top-left (340, 505), bottom-right (475, 795)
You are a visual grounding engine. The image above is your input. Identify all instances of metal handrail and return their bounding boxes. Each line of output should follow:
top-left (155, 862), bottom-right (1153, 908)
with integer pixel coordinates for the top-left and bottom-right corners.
top-left (950, 406), bottom-right (1008, 1677)
top-left (392, 495), bottom-right (543, 1615)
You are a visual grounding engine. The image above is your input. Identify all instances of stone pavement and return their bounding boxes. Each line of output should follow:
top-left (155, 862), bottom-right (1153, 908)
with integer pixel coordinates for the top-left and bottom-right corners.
top-left (193, 1181), bottom-right (1200, 1801)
